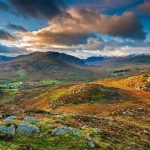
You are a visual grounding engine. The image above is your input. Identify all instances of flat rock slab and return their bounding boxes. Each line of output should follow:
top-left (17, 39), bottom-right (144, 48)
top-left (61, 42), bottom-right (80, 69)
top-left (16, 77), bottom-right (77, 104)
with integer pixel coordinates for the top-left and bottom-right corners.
top-left (4, 116), bottom-right (17, 123)
top-left (52, 126), bottom-right (81, 136)
top-left (23, 117), bottom-right (40, 124)
top-left (16, 123), bottom-right (40, 134)
top-left (0, 125), bottom-right (15, 136)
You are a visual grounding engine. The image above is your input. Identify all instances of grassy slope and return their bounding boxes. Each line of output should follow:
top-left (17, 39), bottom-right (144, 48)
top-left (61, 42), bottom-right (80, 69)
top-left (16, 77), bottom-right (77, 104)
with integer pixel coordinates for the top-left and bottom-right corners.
top-left (13, 82), bottom-right (132, 111)
top-left (0, 75), bottom-right (150, 150)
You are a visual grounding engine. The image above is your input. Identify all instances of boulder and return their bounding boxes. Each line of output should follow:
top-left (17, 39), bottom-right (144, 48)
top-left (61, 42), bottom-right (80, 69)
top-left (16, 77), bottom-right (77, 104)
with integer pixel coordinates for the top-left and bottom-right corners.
top-left (86, 136), bottom-right (99, 149)
top-left (92, 128), bottom-right (101, 134)
top-left (0, 125), bottom-right (15, 136)
top-left (16, 123), bottom-right (40, 134)
top-left (4, 116), bottom-right (17, 123)
top-left (88, 140), bottom-right (96, 149)
top-left (23, 117), bottom-right (40, 124)
top-left (51, 126), bottom-right (80, 136)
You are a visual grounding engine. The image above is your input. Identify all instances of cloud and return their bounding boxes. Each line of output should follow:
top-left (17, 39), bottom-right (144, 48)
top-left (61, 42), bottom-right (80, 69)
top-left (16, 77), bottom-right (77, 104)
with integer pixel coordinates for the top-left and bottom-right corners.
top-left (0, 44), bottom-right (29, 56)
top-left (100, 46), bottom-right (150, 57)
top-left (134, 0), bottom-right (150, 16)
top-left (97, 38), bottom-right (150, 57)
top-left (0, 1), bottom-right (9, 11)
top-left (65, 8), bottom-right (146, 40)
top-left (75, 37), bottom-right (105, 51)
top-left (10, 0), bottom-right (66, 19)
top-left (0, 29), bottom-right (16, 41)
top-left (66, 0), bottom-right (143, 14)
top-left (6, 24), bottom-right (28, 32)
top-left (18, 8), bottom-right (146, 49)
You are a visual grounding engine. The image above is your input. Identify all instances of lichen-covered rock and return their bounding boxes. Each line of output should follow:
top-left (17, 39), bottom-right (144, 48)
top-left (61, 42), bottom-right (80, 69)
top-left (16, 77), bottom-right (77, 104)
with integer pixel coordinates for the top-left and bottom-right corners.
top-left (0, 125), bottom-right (15, 136)
top-left (86, 136), bottom-right (99, 149)
top-left (23, 117), bottom-right (40, 124)
top-left (51, 126), bottom-right (80, 136)
top-left (4, 116), bottom-right (17, 123)
top-left (88, 140), bottom-right (96, 149)
top-left (16, 123), bottom-right (40, 134)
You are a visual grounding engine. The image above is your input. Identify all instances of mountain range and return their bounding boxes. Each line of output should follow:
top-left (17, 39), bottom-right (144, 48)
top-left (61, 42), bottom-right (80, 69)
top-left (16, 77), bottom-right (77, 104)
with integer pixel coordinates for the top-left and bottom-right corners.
top-left (0, 52), bottom-right (150, 81)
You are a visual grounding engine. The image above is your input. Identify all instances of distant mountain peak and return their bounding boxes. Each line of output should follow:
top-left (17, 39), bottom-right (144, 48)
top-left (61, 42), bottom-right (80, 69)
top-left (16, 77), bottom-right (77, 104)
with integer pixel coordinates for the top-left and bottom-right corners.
top-left (46, 51), bottom-right (85, 66)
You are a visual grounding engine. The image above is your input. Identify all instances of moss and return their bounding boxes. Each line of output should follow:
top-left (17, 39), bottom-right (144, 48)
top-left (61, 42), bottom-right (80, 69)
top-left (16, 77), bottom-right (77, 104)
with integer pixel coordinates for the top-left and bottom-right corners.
top-left (39, 80), bottom-right (65, 86)
top-left (0, 141), bottom-right (19, 150)
top-left (49, 85), bottom-right (77, 101)
top-left (0, 89), bottom-right (18, 103)
top-left (49, 90), bottom-right (67, 101)
top-left (1, 134), bottom-right (93, 150)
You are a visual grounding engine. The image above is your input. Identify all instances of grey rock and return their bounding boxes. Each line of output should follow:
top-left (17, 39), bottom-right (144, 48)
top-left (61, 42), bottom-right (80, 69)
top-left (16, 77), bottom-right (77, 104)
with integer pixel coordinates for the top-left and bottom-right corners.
top-left (86, 136), bottom-right (98, 149)
top-left (16, 123), bottom-right (40, 134)
top-left (92, 128), bottom-right (101, 133)
top-left (88, 141), bottom-right (96, 149)
top-left (0, 125), bottom-right (15, 136)
top-left (23, 117), bottom-right (40, 124)
top-left (51, 126), bottom-right (80, 136)
top-left (4, 116), bottom-right (17, 123)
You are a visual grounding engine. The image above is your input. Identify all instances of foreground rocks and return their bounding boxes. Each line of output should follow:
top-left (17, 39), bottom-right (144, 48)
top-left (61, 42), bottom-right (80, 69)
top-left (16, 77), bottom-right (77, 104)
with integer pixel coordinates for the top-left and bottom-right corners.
top-left (0, 111), bottom-right (149, 150)
top-left (16, 123), bottom-right (40, 134)
top-left (4, 116), bottom-right (17, 123)
top-left (0, 124), bottom-right (15, 136)
top-left (51, 126), bottom-right (81, 136)
top-left (23, 117), bottom-right (40, 124)
top-left (0, 116), bottom-right (40, 139)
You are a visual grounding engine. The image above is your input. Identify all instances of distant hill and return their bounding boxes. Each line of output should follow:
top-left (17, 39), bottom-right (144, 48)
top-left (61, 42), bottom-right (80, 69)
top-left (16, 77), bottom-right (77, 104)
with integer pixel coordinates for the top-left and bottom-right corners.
top-left (0, 52), bottom-right (96, 81)
top-left (84, 56), bottom-right (107, 64)
top-left (84, 54), bottom-right (150, 66)
top-left (120, 54), bottom-right (150, 64)
top-left (0, 52), bottom-right (150, 81)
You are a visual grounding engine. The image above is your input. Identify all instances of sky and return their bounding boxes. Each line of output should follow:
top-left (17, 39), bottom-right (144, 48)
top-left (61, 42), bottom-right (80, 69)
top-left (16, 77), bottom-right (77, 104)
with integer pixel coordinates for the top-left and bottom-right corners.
top-left (0, 0), bottom-right (150, 58)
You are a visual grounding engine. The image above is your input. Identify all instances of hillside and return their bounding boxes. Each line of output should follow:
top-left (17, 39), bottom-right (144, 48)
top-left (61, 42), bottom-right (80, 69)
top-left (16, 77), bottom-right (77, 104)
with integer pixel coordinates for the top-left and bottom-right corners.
top-left (0, 53), bottom-right (150, 82)
top-left (0, 53), bottom-right (150, 150)
top-left (97, 74), bottom-right (150, 91)
top-left (0, 75), bottom-right (150, 150)
top-left (84, 55), bottom-right (150, 79)
top-left (14, 83), bottom-right (132, 110)
top-left (0, 52), bottom-right (97, 82)
top-left (85, 54), bottom-right (150, 65)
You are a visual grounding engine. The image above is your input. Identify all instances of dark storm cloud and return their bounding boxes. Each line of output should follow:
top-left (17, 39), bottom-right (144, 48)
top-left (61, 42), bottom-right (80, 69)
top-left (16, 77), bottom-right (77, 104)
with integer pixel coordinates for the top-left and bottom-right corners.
top-left (6, 24), bottom-right (28, 32)
top-left (134, 0), bottom-right (150, 16)
top-left (19, 8), bottom-right (146, 51)
top-left (0, 1), bottom-right (9, 11)
top-left (66, 0), bottom-right (144, 15)
top-left (10, 0), bottom-right (66, 19)
top-left (47, 9), bottom-right (146, 41)
top-left (0, 29), bottom-right (16, 41)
